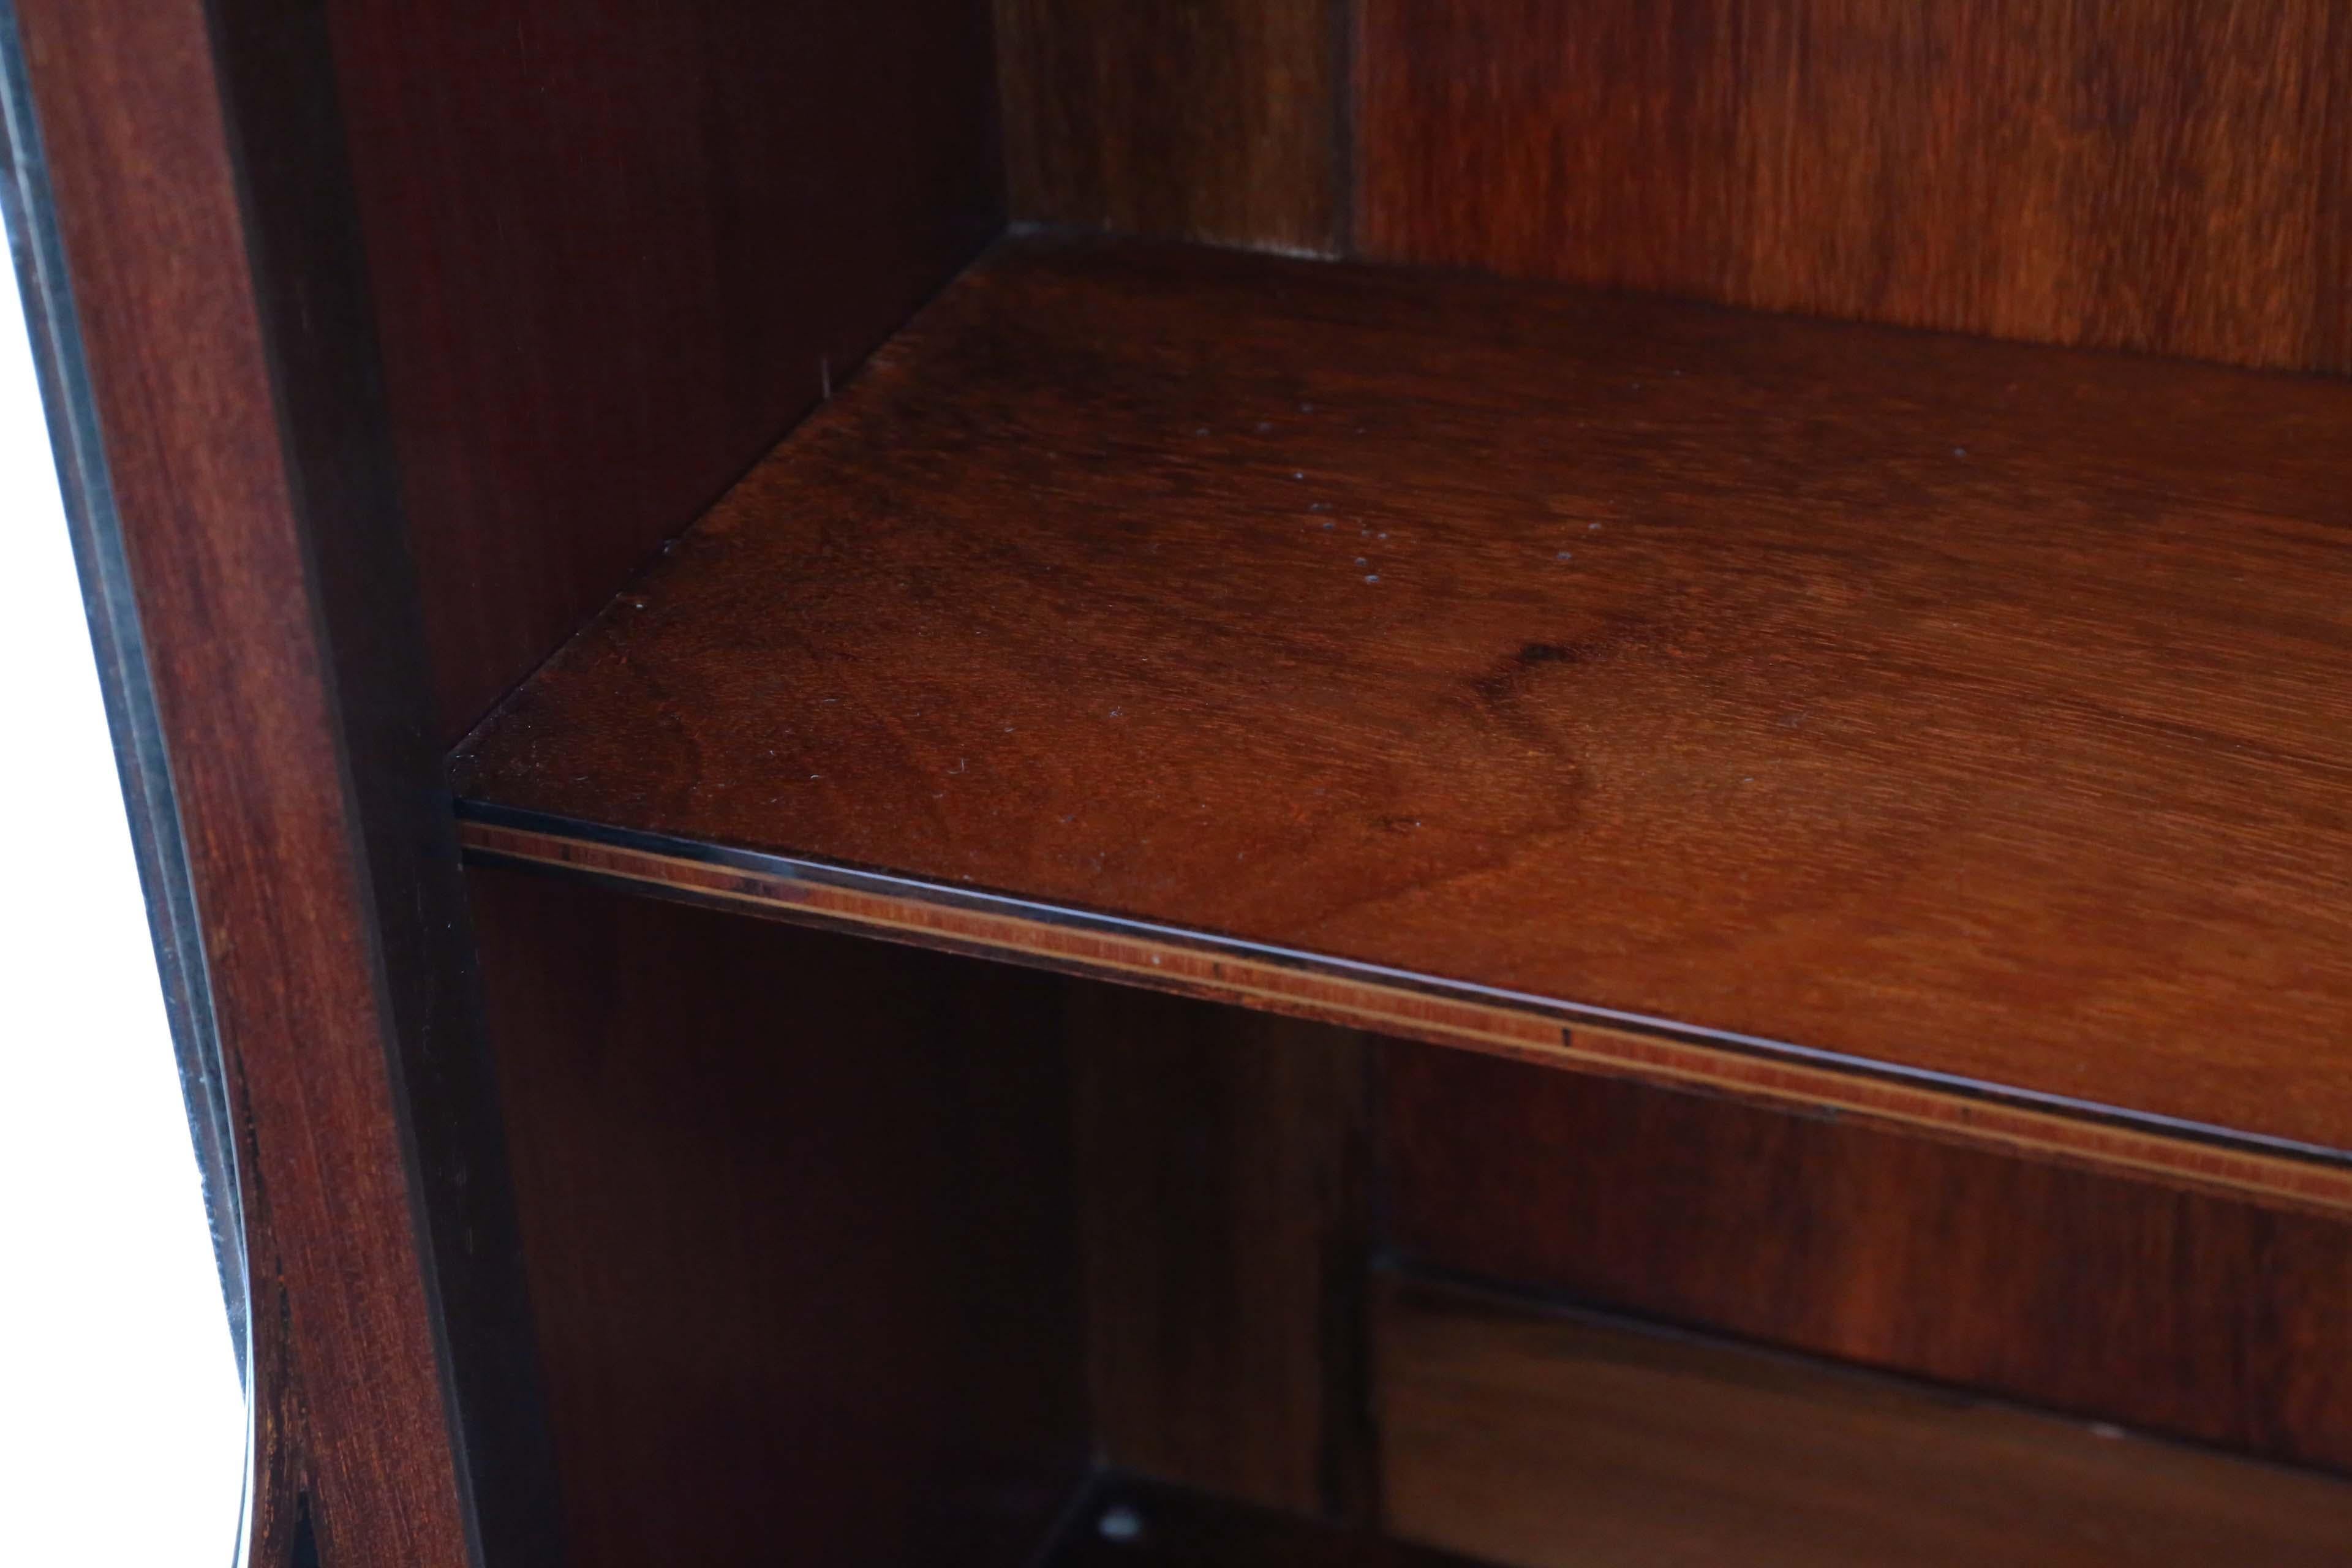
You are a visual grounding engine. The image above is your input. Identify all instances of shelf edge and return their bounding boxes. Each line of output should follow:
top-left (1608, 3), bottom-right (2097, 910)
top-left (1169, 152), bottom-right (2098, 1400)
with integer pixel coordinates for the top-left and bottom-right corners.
top-left (454, 805), bottom-right (2352, 1219)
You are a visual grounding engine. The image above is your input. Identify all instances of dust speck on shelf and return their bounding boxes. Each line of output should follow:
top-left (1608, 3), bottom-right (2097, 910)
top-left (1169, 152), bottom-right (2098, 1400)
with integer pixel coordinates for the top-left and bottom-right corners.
top-left (1557, 551), bottom-right (1572, 560)
top-left (1365, 574), bottom-right (1381, 584)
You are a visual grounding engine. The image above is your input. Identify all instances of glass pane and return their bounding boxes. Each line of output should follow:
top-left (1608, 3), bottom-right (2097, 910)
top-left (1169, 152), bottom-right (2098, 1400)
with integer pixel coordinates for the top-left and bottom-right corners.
top-left (0, 83), bottom-right (249, 1568)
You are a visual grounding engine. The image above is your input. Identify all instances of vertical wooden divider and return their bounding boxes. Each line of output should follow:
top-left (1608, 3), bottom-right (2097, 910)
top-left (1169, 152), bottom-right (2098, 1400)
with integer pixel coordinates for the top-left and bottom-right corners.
top-left (997, 0), bottom-right (1346, 253)
top-left (1070, 986), bottom-right (1378, 1521)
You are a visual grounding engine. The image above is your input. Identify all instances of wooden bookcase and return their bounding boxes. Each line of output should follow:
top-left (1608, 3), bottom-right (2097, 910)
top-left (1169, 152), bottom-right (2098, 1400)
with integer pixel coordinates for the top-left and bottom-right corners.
top-left (12, 2), bottom-right (2351, 1565)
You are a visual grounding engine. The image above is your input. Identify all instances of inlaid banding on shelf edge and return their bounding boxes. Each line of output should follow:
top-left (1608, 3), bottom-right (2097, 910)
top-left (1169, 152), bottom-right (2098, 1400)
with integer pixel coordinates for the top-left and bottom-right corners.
top-left (456, 805), bottom-right (2352, 1219)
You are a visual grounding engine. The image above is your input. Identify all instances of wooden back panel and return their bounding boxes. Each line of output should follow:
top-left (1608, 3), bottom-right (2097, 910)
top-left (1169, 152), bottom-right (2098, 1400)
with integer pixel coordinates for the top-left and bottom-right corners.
top-left (997, 0), bottom-right (1344, 252)
top-left (469, 872), bottom-right (1088, 1568)
top-left (326, 0), bottom-right (1005, 738)
top-left (1005, 1), bottom-right (2352, 374)
top-left (1386, 1045), bottom-right (2352, 1476)
top-left (1379, 1278), bottom-right (2352, 1567)
top-left (1359, 1), bottom-right (2352, 373)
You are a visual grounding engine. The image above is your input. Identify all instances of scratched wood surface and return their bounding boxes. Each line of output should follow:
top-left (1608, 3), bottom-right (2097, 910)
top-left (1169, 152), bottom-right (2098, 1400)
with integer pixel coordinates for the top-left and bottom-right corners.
top-left (453, 233), bottom-right (2352, 1174)
top-left (1356, 0), bottom-right (2352, 375)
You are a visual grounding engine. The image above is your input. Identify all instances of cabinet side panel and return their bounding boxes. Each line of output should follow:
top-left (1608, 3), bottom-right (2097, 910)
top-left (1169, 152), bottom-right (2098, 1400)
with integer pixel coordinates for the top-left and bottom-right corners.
top-left (6, 2), bottom-right (491, 1561)
top-left (326, 0), bottom-right (1006, 738)
top-left (1359, 0), bottom-right (2352, 374)
top-left (467, 870), bottom-right (1088, 1567)
top-left (1384, 1044), bottom-right (2352, 1474)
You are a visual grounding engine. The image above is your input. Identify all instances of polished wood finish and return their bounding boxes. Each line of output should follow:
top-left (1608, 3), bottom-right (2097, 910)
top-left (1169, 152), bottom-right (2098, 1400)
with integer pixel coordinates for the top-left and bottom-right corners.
top-left (1357, 0), bottom-right (2352, 375)
top-left (1072, 988), bottom-right (1374, 1518)
top-left (1379, 1276), bottom-right (2352, 1568)
top-left (467, 869), bottom-right (1088, 1568)
top-left (456, 233), bottom-right (2352, 1202)
top-left (1385, 1045), bottom-right (2352, 1473)
top-left (459, 816), bottom-right (2352, 1221)
top-left (209, 1), bottom-right (562, 1555)
top-left (9, 2), bottom-right (470, 1560)
top-left (997, 0), bottom-right (1342, 252)
top-left (1044, 1476), bottom-right (1482, 1568)
top-left (325, 0), bottom-right (1005, 737)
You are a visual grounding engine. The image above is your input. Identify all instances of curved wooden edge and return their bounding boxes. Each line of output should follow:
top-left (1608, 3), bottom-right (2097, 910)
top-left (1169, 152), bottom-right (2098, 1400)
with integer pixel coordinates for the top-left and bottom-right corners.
top-left (455, 811), bottom-right (2352, 1220)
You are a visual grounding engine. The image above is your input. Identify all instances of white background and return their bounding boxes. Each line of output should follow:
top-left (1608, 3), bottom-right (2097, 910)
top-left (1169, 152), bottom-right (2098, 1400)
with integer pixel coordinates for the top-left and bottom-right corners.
top-left (0, 234), bottom-right (248, 1561)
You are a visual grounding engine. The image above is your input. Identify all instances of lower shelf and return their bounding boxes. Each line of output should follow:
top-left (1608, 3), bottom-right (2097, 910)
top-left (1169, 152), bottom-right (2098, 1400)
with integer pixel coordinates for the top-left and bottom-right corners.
top-left (1377, 1277), bottom-right (2352, 1568)
top-left (1046, 1276), bottom-right (2352, 1567)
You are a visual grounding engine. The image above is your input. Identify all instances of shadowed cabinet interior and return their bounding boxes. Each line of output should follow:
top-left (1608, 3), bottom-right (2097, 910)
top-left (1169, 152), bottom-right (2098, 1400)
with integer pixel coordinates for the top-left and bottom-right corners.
top-left (17, 0), bottom-right (2350, 1563)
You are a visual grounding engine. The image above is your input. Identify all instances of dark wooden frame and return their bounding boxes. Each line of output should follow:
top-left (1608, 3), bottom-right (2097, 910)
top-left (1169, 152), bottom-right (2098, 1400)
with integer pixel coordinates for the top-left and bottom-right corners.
top-left (4, 2), bottom-right (554, 1561)
top-left (12, 2), bottom-right (2351, 1564)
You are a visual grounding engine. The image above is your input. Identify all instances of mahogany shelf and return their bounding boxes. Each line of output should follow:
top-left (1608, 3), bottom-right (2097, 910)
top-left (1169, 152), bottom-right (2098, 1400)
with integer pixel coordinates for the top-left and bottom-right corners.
top-left (453, 233), bottom-right (2352, 1212)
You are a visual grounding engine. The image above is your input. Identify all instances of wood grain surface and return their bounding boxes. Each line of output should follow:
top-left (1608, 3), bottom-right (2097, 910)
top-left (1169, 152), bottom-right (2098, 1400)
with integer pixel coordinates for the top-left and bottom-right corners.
top-left (208, 0), bottom-right (564, 1556)
top-left (997, 0), bottom-right (1343, 251)
top-left (9, 2), bottom-right (473, 1561)
top-left (467, 869), bottom-right (1088, 1568)
top-left (1379, 1277), bottom-right (2352, 1568)
top-left (1357, 0), bottom-right (2352, 375)
top-left (453, 234), bottom-right (2352, 1189)
top-left (1386, 1045), bottom-right (2352, 1474)
top-left (325, 0), bottom-right (1005, 737)
top-left (1072, 987), bottom-right (1374, 1519)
